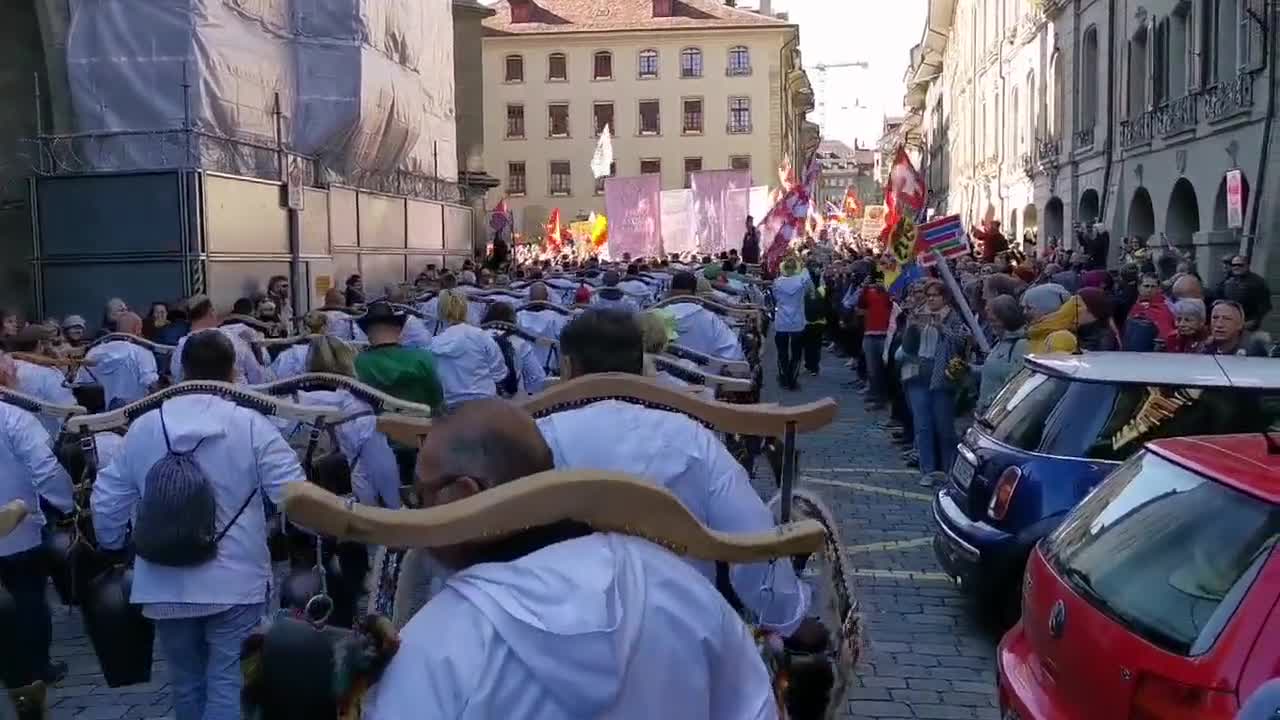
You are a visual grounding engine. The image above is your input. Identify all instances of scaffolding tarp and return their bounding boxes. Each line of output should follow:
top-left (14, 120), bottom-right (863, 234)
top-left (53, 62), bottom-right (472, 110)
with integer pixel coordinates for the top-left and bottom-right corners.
top-left (63, 0), bottom-right (457, 180)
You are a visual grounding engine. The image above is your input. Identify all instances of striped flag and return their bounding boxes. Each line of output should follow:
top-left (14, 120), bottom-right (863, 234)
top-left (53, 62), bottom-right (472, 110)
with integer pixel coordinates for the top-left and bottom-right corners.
top-left (916, 214), bottom-right (969, 265)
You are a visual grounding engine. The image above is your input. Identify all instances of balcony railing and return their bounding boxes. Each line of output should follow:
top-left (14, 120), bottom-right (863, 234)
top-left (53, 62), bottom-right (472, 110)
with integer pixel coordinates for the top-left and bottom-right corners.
top-left (1154, 94), bottom-right (1198, 136)
top-left (1203, 71), bottom-right (1259, 122)
top-left (1120, 111), bottom-right (1153, 147)
top-left (1073, 126), bottom-right (1095, 149)
top-left (1021, 153), bottom-right (1035, 177)
top-left (1037, 137), bottom-right (1061, 171)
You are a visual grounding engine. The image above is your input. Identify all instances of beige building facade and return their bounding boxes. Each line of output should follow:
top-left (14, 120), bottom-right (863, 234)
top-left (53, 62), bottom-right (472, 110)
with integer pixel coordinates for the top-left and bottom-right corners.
top-left (911, 0), bottom-right (1279, 313)
top-left (481, 0), bottom-right (813, 239)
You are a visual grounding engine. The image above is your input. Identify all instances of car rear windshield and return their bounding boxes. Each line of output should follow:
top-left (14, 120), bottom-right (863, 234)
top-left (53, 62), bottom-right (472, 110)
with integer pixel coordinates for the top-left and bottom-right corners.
top-left (978, 369), bottom-right (1280, 460)
top-left (1043, 451), bottom-right (1280, 656)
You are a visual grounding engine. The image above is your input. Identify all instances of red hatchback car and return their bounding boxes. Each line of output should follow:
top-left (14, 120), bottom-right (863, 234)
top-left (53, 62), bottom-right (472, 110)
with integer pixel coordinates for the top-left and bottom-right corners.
top-left (998, 433), bottom-right (1280, 720)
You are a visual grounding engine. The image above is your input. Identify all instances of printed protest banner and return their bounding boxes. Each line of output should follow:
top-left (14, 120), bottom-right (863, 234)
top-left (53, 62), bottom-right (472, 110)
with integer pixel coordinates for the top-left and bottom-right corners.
top-left (605, 175), bottom-right (663, 258)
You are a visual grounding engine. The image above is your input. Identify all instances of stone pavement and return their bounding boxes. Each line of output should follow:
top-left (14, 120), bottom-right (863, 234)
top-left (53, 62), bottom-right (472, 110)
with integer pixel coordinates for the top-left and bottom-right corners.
top-left (754, 349), bottom-right (1001, 720)
top-left (42, 346), bottom-right (1000, 720)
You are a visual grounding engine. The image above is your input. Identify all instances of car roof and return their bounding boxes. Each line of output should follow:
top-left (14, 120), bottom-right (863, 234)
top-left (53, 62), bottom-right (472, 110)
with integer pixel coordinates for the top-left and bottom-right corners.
top-left (1148, 434), bottom-right (1280, 504)
top-left (1025, 352), bottom-right (1280, 389)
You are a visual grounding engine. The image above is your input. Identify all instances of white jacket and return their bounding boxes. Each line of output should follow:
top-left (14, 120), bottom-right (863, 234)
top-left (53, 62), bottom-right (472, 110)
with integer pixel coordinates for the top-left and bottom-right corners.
top-left (170, 327), bottom-right (271, 385)
top-left (292, 389), bottom-right (401, 509)
top-left (429, 324), bottom-right (508, 407)
top-left (76, 340), bottom-right (159, 408)
top-left (0, 403), bottom-right (73, 556)
top-left (537, 401), bottom-right (810, 635)
top-left (771, 273), bottom-right (812, 333)
top-left (666, 302), bottom-right (746, 361)
top-left (366, 534), bottom-right (775, 720)
top-left (91, 394), bottom-right (307, 605)
top-left (14, 359), bottom-right (77, 439)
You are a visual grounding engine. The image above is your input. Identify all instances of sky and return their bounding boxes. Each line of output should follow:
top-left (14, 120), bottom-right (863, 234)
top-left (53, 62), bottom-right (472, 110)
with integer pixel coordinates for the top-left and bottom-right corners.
top-left (767, 0), bottom-right (928, 148)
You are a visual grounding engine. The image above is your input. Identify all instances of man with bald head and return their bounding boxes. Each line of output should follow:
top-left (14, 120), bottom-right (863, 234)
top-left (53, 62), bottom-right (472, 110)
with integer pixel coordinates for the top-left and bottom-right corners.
top-left (76, 311), bottom-right (160, 409)
top-left (368, 399), bottom-right (777, 720)
top-left (516, 281), bottom-right (571, 359)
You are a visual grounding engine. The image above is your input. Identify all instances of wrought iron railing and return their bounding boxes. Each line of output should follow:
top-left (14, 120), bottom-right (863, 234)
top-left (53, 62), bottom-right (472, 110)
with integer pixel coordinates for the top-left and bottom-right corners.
top-left (1120, 111), bottom-right (1153, 147)
top-left (1203, 71), bottom-right (1259, 121)
top-left (1073, 126), bottom-right (1095, 149)
top-left (1154, 94), bottom-right (1198, 136)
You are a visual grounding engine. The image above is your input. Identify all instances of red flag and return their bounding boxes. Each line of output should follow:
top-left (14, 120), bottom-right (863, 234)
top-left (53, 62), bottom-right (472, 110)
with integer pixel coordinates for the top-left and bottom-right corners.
top-left (545, 208), bottom-right (563, 254)
top-left (884, 146), bottom-right (926, 214)
top-left (842, 187), bottom-right (863, 219)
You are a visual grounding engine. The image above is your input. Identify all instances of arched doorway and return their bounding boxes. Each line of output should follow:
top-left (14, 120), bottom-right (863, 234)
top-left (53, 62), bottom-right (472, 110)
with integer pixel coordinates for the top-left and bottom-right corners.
top-left (1044, 197), bottom-right (1065, 241)
top-left (1126, 187), bottom-right (1155, 241)
top-left (1212, 172), bottom-right (1250, 230)
top-left (1165, 178), bottom-right (1200, 247)
top-left (1079, 189), bottom-right (1100, 225)
top-left (1022, 204), bottom-right (1038, 250)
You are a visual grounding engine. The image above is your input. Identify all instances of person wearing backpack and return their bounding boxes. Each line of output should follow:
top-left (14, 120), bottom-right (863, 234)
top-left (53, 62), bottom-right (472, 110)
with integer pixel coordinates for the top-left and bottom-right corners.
top-left (482, 303), bottom-right (548, 396)
top-left (90, 331), bottom-right (307, 720)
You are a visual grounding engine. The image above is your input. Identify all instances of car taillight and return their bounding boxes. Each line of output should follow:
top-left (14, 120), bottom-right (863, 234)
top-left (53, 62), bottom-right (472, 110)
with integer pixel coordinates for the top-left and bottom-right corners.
top-left (987, 466), bottom-right (1022, 521)
top-left (1131, 673), bottom-right (1237, 719)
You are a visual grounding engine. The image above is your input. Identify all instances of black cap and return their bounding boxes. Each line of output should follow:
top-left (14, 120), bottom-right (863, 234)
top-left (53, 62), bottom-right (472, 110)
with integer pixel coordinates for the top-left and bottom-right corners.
top-left (356, 302), bottom-right (407, 332)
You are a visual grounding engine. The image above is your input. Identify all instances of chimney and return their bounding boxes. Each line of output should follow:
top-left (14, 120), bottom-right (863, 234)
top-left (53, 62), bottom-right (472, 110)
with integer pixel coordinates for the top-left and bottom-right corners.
top-left (653, 0), bottom-right (673, 17)
top-left (758, 0), bottom-right (772, 16)
top-left (724, 0), bottom-right (736, 6)
top-left (510, 0), bottom-right (534, 23)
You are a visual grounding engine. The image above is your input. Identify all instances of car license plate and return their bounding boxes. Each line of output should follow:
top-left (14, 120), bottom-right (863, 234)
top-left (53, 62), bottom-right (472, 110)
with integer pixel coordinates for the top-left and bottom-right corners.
top-left (951, 455), bottom-right (976, 490)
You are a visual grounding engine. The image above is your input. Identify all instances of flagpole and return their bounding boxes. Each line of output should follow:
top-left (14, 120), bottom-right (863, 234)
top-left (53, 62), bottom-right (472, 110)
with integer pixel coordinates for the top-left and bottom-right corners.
top-left (933, 250), bottom-right (991, 354)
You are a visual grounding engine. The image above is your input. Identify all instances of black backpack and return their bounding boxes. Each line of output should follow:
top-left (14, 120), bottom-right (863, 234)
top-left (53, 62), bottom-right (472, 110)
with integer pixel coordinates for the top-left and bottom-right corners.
top-left (133, 408), bottom-right (258, 567)
top-left (493, 334), bottom-right (521, 397)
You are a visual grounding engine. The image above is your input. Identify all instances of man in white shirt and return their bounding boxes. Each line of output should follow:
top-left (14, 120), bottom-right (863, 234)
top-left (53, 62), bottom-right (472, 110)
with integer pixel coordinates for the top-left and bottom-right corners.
top-left (170, 296), bottom-right (271, 384)
top-left (93, 330), bottom-right (306, 720)
top-left (367, 399), bottom-right (776, 720)
top-left (75, 312), bottom-right (159, 409)
top-left (0, 351), bottom-right (74, 692)
top-left (539, 310), bottom-right (816, 641)
top-left (664, 272), bottom-right (746, 361)
top-left (8, 326), bottom-right (77, 439)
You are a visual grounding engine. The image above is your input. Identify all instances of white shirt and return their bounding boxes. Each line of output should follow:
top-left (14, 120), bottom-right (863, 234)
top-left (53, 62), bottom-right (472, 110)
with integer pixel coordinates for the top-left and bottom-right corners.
top-left (286, 390), bottom-right (402, 509)
top-left (537, 401), bottom-right (810, 635)
top-left (170, 327), bottom-right (271, 385)
top-left (415, 298), bottom-right (442, 335)
top-left (400, 316), bottom-right (434, 350)
top-left (771, 273), bottom-right (812, 333)
top-left (366, 533), bottom-right (776, 720)
top-left (14, 359), bottom-right (78, 439)
top-left (324, 311), bottom-right (367, 343)
top-left (270, 344), bottom-right (310, 381)
top-left (666, 302), bottom-right (747, 361)
top-left (75, 340), bottom-right (159, 409)
top-left (91, 394), bottom-right (306, 605)
top-left (429, 324), bottom-right (508, 407)
top-left (0, 403), bottom-right (73, 556)
top-left (516, 308), bottom-right (570, 341)
top-left (487, 331), bottom-right (548, 395)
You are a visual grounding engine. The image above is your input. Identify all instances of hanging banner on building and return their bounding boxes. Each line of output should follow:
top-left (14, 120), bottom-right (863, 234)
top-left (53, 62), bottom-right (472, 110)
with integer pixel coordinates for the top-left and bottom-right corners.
top-left (691, 169), bottom-right (752, 254)
top-left (1226, 169), bottom-right (1244, 229)
top-left (605, 175), bottom-right (663, 259)
top-left (661, 189), bottom-right (696, 255)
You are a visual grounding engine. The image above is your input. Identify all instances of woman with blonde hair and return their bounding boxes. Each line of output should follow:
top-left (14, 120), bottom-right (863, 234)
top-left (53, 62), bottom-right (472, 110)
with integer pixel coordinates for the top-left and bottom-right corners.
top-left (270, 311), bottom-right (328, 380)
top-left (637, 310), bottom-right (715, 401)
top-left (428, 289), bottom-right (508, 409)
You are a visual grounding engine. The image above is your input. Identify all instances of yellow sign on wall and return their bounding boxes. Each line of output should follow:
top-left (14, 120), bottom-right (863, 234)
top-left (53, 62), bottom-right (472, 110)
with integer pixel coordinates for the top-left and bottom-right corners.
top-left (314, 274), bottom-right (333, 296)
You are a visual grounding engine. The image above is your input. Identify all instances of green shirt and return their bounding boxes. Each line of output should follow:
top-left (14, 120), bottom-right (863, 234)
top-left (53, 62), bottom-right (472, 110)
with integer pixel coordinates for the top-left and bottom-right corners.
top-left (354, 344), bottom-right (445, 414)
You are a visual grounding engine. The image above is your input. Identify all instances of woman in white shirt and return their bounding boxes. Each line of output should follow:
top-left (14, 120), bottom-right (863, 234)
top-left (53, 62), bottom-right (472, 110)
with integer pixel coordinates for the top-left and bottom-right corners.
top-left (269, 312), bottom-right (327, 380)
top-left (771, 257), bottom-right (812, 390)
top-left (428, 291), bottom-right (508, 410)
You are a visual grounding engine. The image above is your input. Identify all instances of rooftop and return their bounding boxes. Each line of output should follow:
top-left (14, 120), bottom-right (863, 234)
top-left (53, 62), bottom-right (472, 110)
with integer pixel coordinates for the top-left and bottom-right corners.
top-left (483, 0), bottom-right (790, 36)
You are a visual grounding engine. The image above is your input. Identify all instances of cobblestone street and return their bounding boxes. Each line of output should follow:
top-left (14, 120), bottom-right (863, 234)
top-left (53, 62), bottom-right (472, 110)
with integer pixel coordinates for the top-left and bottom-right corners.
top-left (43, 347), bottom-right (1000, 719)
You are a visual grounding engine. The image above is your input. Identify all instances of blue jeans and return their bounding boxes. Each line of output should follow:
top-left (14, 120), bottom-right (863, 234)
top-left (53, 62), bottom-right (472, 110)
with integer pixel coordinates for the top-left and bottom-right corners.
top-left (862, 335), bottom-right (887, 402)
top-left (906, 380), bottom-right (958, 474)
top-left (154, 603), bottom-right (265, 720)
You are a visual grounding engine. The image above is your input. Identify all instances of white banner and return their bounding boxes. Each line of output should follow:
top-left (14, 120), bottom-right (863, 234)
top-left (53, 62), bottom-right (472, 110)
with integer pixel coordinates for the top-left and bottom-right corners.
top-left (661, 189), bottom-right (695, 255)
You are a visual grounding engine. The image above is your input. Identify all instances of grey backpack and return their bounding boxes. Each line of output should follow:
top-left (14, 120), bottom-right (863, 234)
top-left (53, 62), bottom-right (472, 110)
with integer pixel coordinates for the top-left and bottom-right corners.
top-left (133, 408), bottom-right (257, 567)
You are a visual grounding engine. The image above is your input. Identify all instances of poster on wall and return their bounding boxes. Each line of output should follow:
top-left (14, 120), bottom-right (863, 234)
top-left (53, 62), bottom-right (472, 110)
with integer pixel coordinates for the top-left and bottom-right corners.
top-left (605, 175), bottom-right (663, 259)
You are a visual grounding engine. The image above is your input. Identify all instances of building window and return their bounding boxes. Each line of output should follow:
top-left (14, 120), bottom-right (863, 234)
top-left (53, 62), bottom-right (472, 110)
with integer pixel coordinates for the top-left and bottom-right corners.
top-left (727, 46), bottom-right (751, 76)
top-left (640, 158), bottom-right (661, 176)
top-left (683, 157), bottom-right (702, 188)
top-left (504, 54), bottom-right (524, 82)
top-left (1172, 4), bottom-right (1191, 96)
top-left (507, 162), bottom-right (526, 196)
top-left (639, 100), bottom-right (661, 135)
top-left (1215, 0), bottom-right (1237, 82)
top-left (1153, 18), bottom-right (1169, 106)
top-left (594, 161), bottom-right (617, 195)
top-left (727, 97), bottom-right (751, 133)
top-left (1127, 27), bottom-right (1150, 115)
top-left (730, 155), bottom-right (752, 173)
top-left (1081, 26), bottom-right (1099, 131)
top-left (593, 51), bottom-right (613, 80)
top-left (638, 49), bottom-right (659, 78)
top-left (548, 52), bottom-right (567, 81)
top-left (682, 98), bottom-right (703, 134)
top-left (593, 102), bottom-right (614, 136)
top-left (680, 48), bottom-right (702, 78)
top-left (548, 103), bottom-right (570, 137)
top-left (505, 104), bottom-right (525, 139)
top-left (549, 161), bottom-right (571, 196)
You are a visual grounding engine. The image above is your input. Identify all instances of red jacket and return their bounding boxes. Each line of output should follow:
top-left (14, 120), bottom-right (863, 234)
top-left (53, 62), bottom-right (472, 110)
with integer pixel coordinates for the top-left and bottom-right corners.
top-left (1127, 292), bottom-right (1176, 340)
top-left (858, 285), bottom-right (893, 334)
